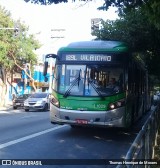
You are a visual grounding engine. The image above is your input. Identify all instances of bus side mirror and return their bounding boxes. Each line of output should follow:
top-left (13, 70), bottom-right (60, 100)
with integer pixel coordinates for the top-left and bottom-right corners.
top-left (46, 54), bottom-right (57, 59)
top-left (43, 61), bottom-right (48, 76)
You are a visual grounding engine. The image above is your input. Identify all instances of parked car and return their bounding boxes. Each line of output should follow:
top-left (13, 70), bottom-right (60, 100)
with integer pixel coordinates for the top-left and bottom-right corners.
top-left (24, 92), bottom-right (50, 112)
top-left (13, 94), bottom-right (31, 109)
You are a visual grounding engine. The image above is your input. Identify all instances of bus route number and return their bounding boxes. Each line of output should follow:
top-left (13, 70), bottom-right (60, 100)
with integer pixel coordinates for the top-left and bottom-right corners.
top-left (66, 55), bottom-right (77, 60)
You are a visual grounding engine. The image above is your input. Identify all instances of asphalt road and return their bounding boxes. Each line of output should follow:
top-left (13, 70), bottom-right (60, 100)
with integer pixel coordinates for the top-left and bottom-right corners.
top-left (0, 108), bottom-right (139, 168)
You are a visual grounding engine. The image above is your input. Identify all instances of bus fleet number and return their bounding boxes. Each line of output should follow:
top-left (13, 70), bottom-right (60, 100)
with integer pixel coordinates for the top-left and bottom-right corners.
top-left (94, 104), bottom-right (106, 109)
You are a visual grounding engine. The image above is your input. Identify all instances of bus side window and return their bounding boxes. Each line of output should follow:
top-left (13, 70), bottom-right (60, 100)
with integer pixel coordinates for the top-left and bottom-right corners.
top-left (118, 73), bottom-right (124, 90)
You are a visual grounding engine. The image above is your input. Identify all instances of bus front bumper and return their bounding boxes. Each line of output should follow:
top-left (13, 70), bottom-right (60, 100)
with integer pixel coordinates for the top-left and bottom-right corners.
top-left (50, 104), bottom-right (125, 127)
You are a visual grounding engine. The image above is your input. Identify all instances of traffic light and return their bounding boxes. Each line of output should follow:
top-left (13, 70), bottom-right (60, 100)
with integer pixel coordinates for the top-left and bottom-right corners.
top-left (14, 28), bottom-right (19, 37)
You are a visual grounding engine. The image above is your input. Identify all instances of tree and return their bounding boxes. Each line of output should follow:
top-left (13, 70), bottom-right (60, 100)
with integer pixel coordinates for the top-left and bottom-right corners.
top-left (92, 8), bottom-right (160, 80)
top-left (23, 0), bottom-right (160, 30)
top-left (24, 0), bottom-right (70, 5)
top-left (0, 6), bottom-right (41, 106)
top-left (23, 0), bottom-right (160, 79)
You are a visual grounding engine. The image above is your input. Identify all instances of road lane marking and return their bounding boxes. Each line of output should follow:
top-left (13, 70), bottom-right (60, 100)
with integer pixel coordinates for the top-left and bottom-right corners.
top-left (0, 125), bottom-right (67, 149)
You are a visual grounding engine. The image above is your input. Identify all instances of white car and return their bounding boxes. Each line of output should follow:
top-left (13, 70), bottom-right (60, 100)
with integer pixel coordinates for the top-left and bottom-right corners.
top-left (24, 92), bottom-right (50, 112)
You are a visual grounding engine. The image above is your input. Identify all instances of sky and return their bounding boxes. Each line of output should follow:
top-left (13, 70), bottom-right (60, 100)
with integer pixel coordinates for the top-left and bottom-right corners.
top-left (0, 0), bottom-right (118, 60)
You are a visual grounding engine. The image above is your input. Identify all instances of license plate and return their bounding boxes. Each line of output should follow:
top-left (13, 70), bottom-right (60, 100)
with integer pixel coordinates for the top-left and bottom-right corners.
top-left (76, 119), bottom-right (88, 124)
top-left (16, 103), bottom-right (20, 105)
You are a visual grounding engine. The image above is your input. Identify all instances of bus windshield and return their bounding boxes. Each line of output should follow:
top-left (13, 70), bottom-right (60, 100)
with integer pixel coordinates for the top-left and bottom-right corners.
top-left (52, 64), bottom-right (124, 97)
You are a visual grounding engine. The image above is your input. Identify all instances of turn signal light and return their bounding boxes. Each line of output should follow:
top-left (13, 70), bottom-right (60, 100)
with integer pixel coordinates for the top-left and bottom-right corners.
top-left (50, 95), bottom-right (60, 108)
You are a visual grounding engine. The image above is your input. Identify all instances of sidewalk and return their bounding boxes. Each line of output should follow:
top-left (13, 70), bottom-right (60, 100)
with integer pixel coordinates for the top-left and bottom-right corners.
top-left (0, 102), bottom-right (13, 111)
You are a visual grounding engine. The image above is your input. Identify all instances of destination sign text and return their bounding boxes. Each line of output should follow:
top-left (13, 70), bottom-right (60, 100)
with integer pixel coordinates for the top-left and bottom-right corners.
top-left (64, 54), bottom-right (111, 62)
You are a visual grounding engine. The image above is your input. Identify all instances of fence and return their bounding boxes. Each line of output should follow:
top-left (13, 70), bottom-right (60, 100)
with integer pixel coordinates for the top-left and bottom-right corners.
top-left (116, 105), bottom-right (160, 168)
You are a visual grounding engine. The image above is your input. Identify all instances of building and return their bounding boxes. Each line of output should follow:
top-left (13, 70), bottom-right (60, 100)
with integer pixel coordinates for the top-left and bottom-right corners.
top-left (8, 61), bottom-right (54, 100)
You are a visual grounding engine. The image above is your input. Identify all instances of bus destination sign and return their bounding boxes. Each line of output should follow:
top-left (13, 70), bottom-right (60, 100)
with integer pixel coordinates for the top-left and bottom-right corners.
top-left (64, 54), bottom-right (111, 62)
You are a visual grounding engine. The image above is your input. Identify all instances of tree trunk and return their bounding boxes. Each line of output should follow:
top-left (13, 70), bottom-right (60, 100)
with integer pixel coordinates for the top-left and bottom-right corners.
top-left (7, 77), bottom-right (18, 95)
top-left (0, 67), bottom-right (7, 107)
top-left (0, 78), bottom-right (7, 107)
top-left (11, 53), bottom-right (37, 92)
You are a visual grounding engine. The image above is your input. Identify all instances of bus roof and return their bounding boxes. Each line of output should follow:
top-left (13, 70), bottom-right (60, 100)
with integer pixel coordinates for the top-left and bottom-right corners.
top-left (58, 41), bottom-right (129, 53)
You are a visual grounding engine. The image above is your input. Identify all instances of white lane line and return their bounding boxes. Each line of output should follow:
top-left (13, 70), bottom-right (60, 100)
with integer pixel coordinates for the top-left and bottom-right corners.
top-left (0, 125), bottom-right (67, 149)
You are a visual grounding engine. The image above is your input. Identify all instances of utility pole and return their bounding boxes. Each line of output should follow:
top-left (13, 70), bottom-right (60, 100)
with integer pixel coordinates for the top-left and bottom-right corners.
top-left (46, 29), bottom-right (65, 92)
top-left (91, 18), bottom-right (103, 39)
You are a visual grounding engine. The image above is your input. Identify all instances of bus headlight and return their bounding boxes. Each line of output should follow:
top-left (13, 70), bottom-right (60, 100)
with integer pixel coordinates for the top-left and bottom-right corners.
top-left (108, 99), bottom-right (125, 110)
top-left (50, 95), bottom-right (60, 108)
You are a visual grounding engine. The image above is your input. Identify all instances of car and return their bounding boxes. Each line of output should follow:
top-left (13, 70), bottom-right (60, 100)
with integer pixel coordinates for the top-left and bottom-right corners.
top-left (13, 94), bottom-right (31, 109)
top-left (24, 92), bottom-right (50, 112)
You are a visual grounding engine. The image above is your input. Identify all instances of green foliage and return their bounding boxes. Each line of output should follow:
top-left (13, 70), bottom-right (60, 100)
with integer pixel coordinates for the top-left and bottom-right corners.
top-left (142, 0), bottom-right (160, 30)
top-left (92, 8), bottom-right (160, 79)
top-left (22, 0), bottom-right (160, 79)
top-left (0, 7), bottom-right (14, 70)
top-left (0, 6), bottom-right (41, 73)
top-left (25, 0), bottom-right (139, 6)
top-left (23, 0), bottom-right (160, 30)
top-left (95, 9), bottom-right (155, 51)
top-left (24, 0), bottom-right (68, 5)
top-left (98, 0), bottom-right (160, 30)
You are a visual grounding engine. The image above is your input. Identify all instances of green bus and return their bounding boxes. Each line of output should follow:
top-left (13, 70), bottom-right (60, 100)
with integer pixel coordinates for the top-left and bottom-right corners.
top-left (43, 41), bottom-right (152, 128)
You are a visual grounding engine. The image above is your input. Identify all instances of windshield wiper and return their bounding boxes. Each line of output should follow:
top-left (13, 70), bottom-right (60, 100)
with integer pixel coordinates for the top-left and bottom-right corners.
top-left (88, 79), bottom-right (105, 99)
top-left (63, 69), bottom-right (81, 98)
